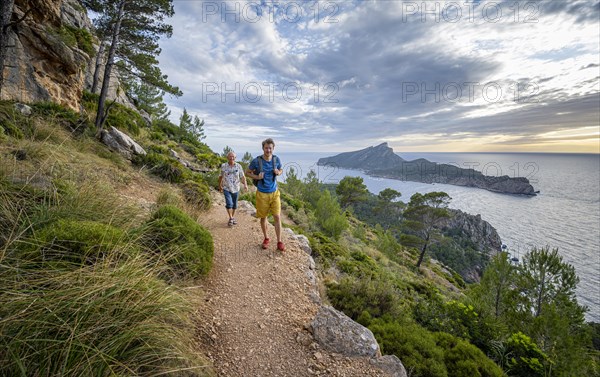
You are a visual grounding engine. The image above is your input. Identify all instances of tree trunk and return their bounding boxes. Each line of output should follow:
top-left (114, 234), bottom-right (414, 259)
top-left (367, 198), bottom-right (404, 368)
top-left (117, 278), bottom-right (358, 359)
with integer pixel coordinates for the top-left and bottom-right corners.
top-left (416, 234), bottom-right (430, 268)
top-left (91, 41), bottom-right (105, 94)
top-left (95, 0), bottom-right (126, 136)
top-left (0, 0), bottom-right (15, 96)
top-left (535, 278), bottom-right (545, 318)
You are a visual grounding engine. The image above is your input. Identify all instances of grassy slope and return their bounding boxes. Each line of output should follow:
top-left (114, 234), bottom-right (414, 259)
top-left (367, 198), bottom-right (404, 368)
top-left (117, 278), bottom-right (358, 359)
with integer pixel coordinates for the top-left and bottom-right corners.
top-left (0, 101), bottom-right (216, 376)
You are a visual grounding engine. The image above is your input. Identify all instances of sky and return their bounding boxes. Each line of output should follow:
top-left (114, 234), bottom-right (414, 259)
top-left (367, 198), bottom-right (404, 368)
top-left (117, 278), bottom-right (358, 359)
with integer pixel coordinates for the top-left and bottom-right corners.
top-left (157, 0), bottom-right (600, 154)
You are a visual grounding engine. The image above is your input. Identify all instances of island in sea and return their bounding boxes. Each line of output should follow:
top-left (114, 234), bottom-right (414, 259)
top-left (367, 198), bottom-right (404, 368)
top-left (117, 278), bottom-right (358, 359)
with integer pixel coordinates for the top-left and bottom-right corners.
top-left (317, 143), bottom-right (537, 196)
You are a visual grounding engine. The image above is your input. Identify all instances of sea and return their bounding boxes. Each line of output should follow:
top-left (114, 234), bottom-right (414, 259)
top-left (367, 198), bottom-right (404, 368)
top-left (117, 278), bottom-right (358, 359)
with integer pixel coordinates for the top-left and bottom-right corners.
top-left (275, 151), bottom-right (600, 323)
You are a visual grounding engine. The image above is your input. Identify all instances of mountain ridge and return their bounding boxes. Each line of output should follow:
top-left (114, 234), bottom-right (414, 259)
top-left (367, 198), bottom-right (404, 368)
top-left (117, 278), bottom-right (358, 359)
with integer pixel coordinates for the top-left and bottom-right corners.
top-left (318, 143), bottom-right (537, 196)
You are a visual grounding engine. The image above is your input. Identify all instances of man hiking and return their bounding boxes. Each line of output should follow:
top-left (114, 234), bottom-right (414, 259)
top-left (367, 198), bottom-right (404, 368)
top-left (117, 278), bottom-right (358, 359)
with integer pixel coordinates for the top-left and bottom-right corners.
top-left (246, 138), bottom-right (285, 251)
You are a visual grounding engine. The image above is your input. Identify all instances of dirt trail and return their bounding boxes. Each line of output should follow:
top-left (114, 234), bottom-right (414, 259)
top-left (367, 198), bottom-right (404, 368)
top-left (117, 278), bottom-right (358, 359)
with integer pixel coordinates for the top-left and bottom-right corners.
top-left (195, 195), bottom-right (388, 377)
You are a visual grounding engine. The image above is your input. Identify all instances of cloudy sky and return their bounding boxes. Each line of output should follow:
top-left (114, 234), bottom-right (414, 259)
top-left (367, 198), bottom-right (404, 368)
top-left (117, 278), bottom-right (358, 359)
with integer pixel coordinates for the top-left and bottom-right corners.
top-left (158, 0), bottom-right (600, 154)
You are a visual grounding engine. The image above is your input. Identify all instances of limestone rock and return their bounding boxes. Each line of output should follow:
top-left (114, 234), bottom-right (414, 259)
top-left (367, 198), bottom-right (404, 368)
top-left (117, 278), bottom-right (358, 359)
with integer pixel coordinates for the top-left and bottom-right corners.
top-left (370, 355), bottom-right (408, 377)
top-left (100, 126), bottom-right (146, 160)
top-left (310, 305), bottom-right (380, 358)
top-left (3, 0), bottom-right (136, 112)
top-left (282, 228), bottom-right (312, 255)
top-left (237, 200), bottom-right (257, 216)
top-left (438, 208), bottom-right (502, 282)
top-left (1, 0), bottom-right (91, 110)
top-left (296, 234), bottom-right (312, 255)
top-left (14, 103), bottom-right (32, 116)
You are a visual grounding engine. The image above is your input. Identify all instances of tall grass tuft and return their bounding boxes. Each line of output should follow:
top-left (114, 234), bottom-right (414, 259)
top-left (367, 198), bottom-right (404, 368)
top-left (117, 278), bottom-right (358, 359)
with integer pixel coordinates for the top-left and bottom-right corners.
top-left (0, 174), bottom-right (212, 376)
top-left (0, 255), bottom-right (207, 376)
top-left (139, 205), bottom-right (213, 280)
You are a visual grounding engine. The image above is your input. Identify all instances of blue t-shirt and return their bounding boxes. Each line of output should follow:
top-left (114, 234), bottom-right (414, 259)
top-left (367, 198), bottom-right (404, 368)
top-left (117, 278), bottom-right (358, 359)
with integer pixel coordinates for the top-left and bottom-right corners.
top-left (249, 155), bottom-right (282, 193)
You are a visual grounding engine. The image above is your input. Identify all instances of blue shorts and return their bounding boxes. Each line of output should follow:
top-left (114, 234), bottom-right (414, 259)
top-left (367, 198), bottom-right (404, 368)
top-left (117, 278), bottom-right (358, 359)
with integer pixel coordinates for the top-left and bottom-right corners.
top-left (223, 190), bottom-right (239, 209)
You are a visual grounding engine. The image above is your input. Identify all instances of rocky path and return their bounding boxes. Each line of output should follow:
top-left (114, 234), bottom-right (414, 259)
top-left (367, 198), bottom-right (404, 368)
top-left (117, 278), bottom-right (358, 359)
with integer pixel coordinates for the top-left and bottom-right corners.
top-left (195, 195), bottom-right (390, 377)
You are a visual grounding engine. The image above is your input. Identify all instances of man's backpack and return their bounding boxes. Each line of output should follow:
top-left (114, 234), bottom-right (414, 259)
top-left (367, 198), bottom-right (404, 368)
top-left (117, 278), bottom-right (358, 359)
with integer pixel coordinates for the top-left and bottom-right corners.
top-left (252, 155), bottom-right (280, 186)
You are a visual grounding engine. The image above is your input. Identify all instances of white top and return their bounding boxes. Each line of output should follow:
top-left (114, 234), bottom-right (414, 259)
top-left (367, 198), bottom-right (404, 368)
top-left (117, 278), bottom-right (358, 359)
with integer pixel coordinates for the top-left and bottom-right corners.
top-left (220, 162), bottom-right (245, 193)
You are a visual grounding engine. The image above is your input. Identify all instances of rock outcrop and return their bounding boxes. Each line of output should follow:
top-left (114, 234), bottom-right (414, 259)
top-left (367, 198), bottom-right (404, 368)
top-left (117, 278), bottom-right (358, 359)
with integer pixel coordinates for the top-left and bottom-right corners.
top-left (441, 209), bottom-right (502, 254)
top-left (310, 305), bottom-right (407, 377)
top-left (437, 208), bottom-right (503, 282)
top-left (2, 0), bottom-right (132, 111)
top-left (318, 143), bottom-right (537, 196)
top-left (100, 126), bottom-right (146, 160)
top-left (2, 0), bottom-right (91, 110)
top-left (311, 305), bottom-right (380, 358)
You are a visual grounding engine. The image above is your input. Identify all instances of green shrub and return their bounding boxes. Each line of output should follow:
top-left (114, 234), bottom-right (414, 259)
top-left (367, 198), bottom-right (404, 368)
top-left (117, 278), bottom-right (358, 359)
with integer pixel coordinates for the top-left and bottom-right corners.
top-left (337, 251), bottom-right (379, 278)
top-left (151, 118), bottom-right (212, 155)
top-left (326, 276), bottom-right (400, 320)
top-left (309, 232), bottom-right (348, 263)
top-left (204, 170), bottom-right (222, 191)
top-left (149, 130), bottom-right (167, 142)
top-left (135, 152), bottom-right (190, 183)
top-left (281, 191), bottom-right (303, 211)
top-left (414, 296), bottom-right (499, 355)
top-left (434, 332), bottom-right (504, 377)
top-left (0, 100), bottom-right (29, 138)
top-left (26, 219), bottom-right (130, 266)
top-left (32, 101), bottom-right (79, 123)
top-left (82, 91), bottom-right (146, 136)
top-left (369, 318), bottom-right (448, 377)
top-left (69, 26), bottom-right (95, 56)
top-left (180, 140), bottom-right (213, 157)
top-left (147, 144), bottom-right (169, 155)
top-left (181, 180), bottom-right (211, 210)
top-left (196, 152), bottom-right (225, 169)
top-left (54, 26), bottom-right (95, 56)
top-left (141, 205), bottom-right (213, 279)
top-left (505, 332), bottom-right (548, 377)
top-left (315, 190), bottom-right (347, 239)
top-left (0, 256), bottom-right (207, 376)
top-left (105, 103), bottom-right (145, 136)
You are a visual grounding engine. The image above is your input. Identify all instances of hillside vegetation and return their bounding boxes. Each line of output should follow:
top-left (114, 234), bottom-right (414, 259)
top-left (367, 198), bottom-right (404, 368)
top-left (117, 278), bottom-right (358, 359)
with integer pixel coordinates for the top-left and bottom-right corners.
top-left (1, 97), bottom-right (599, 376)
top-left (276, 169), bottom-right (600, 377)
top-left (0, 98), bottom-right (220, 376)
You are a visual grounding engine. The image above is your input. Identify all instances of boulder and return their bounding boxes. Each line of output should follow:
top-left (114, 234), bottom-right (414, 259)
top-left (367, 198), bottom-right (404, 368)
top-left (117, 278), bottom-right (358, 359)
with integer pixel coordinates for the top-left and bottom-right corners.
top-left (310, 305), bottom-right (380, 358)
top-left (370, 355), bottom-right (408, 377)
top-left (296, 234), bottom-right (312, 255)
top-left (14, 103), bottom-right (32, 116)
top-left (100, 126), bottom-right (146, 160)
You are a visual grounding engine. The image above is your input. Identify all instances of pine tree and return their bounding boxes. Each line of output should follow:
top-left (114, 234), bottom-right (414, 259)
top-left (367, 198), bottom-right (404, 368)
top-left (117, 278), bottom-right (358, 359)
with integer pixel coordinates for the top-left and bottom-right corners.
top-left (128, 81), bottom-right (170, 120)
top-left (401, 192), bottom-right (451, 268)
top-left (336, 176), bottom-right (368, 209)
top-left (179, 108), bottom-right (192, 131)
top-left (315, 190), bottom-right (348, 240)
top-left (222, 146), bottom-right (233, 158)
top-left (81, 0), bottom-right (182, 135)
top-left (179, 108), bottom-right (205, 141)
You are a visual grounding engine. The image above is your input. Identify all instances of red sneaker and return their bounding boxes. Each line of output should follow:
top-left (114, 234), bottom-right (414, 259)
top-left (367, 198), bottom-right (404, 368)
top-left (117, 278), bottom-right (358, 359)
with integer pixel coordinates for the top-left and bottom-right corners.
top-left (261, 238), bottom-right (270, 249)
top-left (277, 241), bottom-right (285, 252)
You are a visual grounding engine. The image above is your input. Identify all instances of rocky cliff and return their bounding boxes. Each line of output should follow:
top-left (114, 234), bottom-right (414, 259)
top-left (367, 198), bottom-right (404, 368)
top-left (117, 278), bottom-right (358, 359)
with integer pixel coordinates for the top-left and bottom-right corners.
top-left (442, 209), bottom-right (502, 254)
top-left (438, 208), bottom-right (502, 282)
top-left (318, 143), bottom-right (537, 196)
top-left (1, 0), bottom-right (128, 111)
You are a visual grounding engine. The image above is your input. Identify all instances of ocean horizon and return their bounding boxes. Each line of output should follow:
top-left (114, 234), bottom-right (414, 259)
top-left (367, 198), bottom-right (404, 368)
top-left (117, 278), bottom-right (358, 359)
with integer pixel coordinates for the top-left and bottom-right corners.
top-left (273, 151), bottom-right (600, 322)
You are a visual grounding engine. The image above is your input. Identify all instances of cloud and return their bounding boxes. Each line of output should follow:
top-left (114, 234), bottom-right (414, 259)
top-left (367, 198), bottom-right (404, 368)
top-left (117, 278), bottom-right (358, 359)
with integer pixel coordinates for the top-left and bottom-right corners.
top-left (157, 0), bottom-right (600, 153)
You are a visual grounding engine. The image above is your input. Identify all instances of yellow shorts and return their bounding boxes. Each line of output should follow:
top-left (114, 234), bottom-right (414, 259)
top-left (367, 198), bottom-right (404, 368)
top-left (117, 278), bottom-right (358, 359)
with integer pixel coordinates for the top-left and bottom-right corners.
top-left (256, 190), bottom-right (281, 218)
